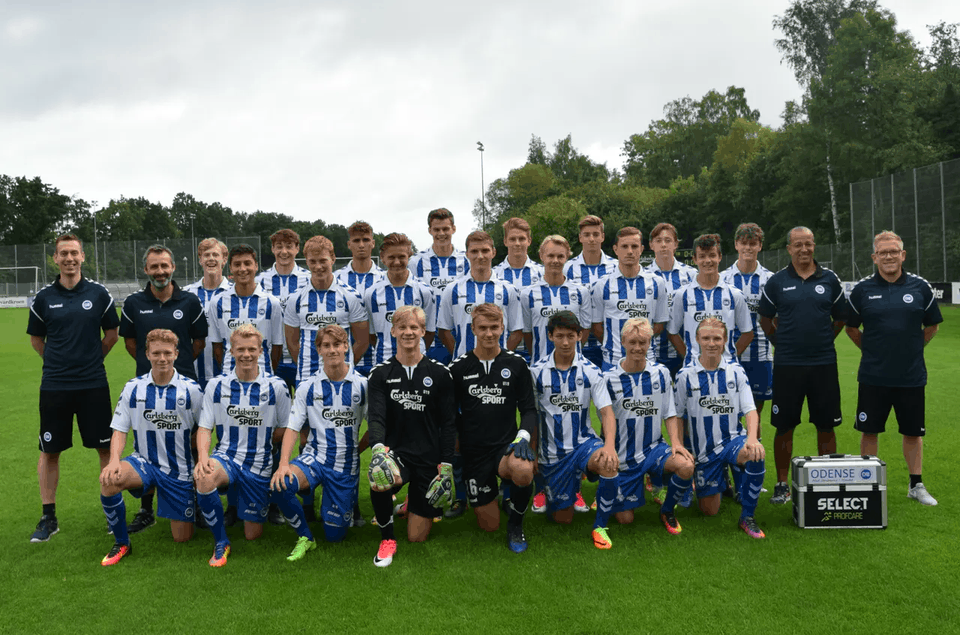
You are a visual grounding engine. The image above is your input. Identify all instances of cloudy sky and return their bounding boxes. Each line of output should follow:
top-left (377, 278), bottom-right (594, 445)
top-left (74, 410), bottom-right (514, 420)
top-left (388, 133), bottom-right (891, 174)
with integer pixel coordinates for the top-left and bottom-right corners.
top-left (1, 0), bottom-right (953, 251)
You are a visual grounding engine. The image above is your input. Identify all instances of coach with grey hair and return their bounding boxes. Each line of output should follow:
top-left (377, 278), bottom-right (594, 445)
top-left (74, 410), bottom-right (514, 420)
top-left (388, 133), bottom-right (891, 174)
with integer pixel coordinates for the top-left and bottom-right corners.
top-left (845, 231), bottom-right (942, 506)
top-left (119, 244), bottom-right (208, 533)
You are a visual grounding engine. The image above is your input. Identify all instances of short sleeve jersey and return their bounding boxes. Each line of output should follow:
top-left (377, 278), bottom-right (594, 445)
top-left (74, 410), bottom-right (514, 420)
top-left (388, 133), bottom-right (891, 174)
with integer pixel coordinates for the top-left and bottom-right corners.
top-left (530, 352), bottom-right (611, 465)
top-left (720, 262), bottom-right (774, 363)
top-left (183, 277), bottom-right (232, 386)
top-left (207, 289), bottom-right (284, 375)
top-left (288, 368), bottom-right (368, 475)
top-left (283, 280), bottom-right (367, 382)
top-left (27, 276), bottom-right (120, 391)
top-left (590, 271), bottom-right (669, 365)
top-left (602, 360), bottom-right (676, 468)
top-left (668, 281), bottom-right (753, 366)
top-left (110, 371), bottom-right (203, 481)
top-left (757, 262), bottom-right (848, 365)
top-left (438, 275), bottom-right (521, 359)
top-left (408, 247), bottom-right (470, 329)
top-left (646, 259), bottom-right (696, 363)
top-left (493, 257), bottom-right (544, 288)
top-left (256, 264), bottom-right (311, 364)
top-left (674, 360), bottom-right (756, 463)
top-left (199, 371), bottom-right (291, 478)
top-left (846, 271), bottom-right (943, 387)
top-left (363, 276), bottom-right (437, 364)
top-left (520, 279), bottom-right (592, 363)
top-left (334, 262), bottom-right (385, 369)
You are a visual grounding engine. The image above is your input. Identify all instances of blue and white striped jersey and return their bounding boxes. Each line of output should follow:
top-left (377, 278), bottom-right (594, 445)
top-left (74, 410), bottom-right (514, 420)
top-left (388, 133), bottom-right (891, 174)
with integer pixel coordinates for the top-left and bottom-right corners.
top-left (287, 368), bottom-right (367, 475)
top-left (530, 352), bottom-right (611, 465)
top-left (602, 361), bottom-right (676, 469)
top-left (184, 277), bottom-right (232, 387)
top-left (256, 264), bottom-right (311, 364)
top-left (111, 371), bottom-right (203, 482)
top-left (408, 247), bottom-right (470, 295)
top-left (590, 271), bottom-right (669, 365)
top-left (493, 257), bottom-right (544, 288)
top-left (334, 261), bottom-right (386, 369)
top-left (207, 289), bottom-right (284, 375)
top-left (674, 360), bottom-right (755, 463)
top-left (437, 275), bottom-right (521, 359)
top-left (520, 280), bottom-right (591, 363)
top-left (667, 281), bottom-right (753, 367)
top-left (363, 276), bottom-right (436, 364)
top-left (283, 280), bottom-right (367, 382)
top-left (562, 252), bottom-right (618, 286)
top-left (199, 371), bottom-right (291, 478)
top-left (720, 262), bottom-right (774, 363)
top-left (646, 259), bottom-right (696, 363)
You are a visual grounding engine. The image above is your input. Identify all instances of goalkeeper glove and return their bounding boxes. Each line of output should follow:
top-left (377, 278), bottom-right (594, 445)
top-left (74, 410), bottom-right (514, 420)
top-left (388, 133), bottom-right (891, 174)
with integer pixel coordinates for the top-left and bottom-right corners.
top-left (368, 444), bottom-right (400, 492)
top-left (425, 462), bottom-right (454, 509)
top-left (506, 431), bottom-right (535, 462)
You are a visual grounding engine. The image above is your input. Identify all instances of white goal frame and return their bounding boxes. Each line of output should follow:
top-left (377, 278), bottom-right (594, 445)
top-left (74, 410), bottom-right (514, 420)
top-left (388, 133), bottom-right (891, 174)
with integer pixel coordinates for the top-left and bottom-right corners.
top-left (0, 266), bottom-right (41, 296)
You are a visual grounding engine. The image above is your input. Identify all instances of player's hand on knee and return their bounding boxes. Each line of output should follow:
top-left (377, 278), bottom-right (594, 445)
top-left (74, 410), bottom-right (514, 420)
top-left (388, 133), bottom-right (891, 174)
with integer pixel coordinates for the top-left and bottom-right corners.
top-left (271, 465), bottom-right (293, 492)
top-left (506, 433), bottom-right (535, 463)
top-left (368, 444), bottom-right (401, 492)
top-left (426, 462), bottom-right (454, 509)
top-left (744, 439), bottom-right (765, 463)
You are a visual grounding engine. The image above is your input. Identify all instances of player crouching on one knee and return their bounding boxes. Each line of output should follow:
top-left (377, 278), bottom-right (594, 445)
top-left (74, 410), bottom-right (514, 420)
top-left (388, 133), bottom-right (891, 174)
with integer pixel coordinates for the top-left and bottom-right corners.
top-left (99, 329), bottom-right (204, 566)
top-left (601, 318), bottom-right (694, 535)
top-left (674, 318), bottom-right (766, 538)
top-left (530, 311), bottom-right (621, 550)
top-left (194, 324), bottom-right (291, 567)
top-left (366, 305), bottom-right (457, 567)
top-left (449, 303), bottom-right (538, 553)
top-left (269, 324), bottom-right (369, 561)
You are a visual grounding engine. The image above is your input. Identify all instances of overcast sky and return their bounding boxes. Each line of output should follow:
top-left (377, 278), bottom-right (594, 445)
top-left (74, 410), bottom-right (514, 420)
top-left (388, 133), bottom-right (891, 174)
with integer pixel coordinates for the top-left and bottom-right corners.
top-left (1, 0), bottom-right (954, 252)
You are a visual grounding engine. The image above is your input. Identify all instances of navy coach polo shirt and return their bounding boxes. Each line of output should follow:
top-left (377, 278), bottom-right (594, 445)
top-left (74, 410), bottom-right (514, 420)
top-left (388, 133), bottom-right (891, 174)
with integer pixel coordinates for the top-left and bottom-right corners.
top-left (27, 276), bottom-right (120, 391)
top-left (758, 261), bottom-right (848, 366)
top-left (119, 280), bottom-right (207, 380)
top-left (846, 271), bottom-right (942, 387)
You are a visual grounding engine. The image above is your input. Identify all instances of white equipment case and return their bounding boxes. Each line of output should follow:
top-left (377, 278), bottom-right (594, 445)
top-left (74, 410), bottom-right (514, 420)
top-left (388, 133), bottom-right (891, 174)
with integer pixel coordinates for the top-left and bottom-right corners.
top-left (791, 454), bottom-right (887, 529)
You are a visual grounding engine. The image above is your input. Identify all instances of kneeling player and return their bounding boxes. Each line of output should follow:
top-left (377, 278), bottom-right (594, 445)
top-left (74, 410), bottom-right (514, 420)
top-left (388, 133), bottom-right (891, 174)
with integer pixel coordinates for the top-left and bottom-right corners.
top-left (99, 329), bottom-right (203, 565)
top-left (270, 324), bottom-right (368, 561)
top-left (530, 311), bottom-right (620, 549)
top-left (366, 305), bottom-right (456, 567)
top-left (602, 318), bottom-right (694, 533)
top-left (450, 304), bottom-right (538, 553)
top-left (194, 324), bottom-right (291, 566)
top-left (674, 318), bottom-right (766, 538)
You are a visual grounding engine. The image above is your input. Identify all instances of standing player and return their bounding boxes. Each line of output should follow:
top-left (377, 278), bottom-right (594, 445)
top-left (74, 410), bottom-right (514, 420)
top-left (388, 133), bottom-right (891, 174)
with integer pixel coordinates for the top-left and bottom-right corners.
top-left (184, 238), bottom-right (232, 389)
top-left (27, 234), bottom-right (120, 542)
top-left (493, 217), bottom-right (543, 288)
top-left (256, 229), bottom-right (311, 390)
top-left (603, 318), bottom-right (694, 534)
top-left (408, 208), bottom-right (470, 365)
top-left (846, 230), bottom-right (942, 506)
top-left (98, 329), bottom-right (204, 565)
top-left (438, 230), bottom-right (522, 359)
top-left (590, 227), bottom-right (668, 370)
top-left (270, 325), bottom-right (368, 561)
top-left (364, 232), bottom-right (436, 366)
top-left (564, 215), bottom-right (618, 368)
top-left (450, 304), bottom-right (538, 553)
top-left (194, 324), bottom-right (291, 567)
top-left (645, 222), bottom-right (696, 379)
top-left (720, 223), bottom-right (774, 417)
top-left (674, 318), bottom-right (767, 538)
top-left (758, 227), bottom-right (848, 505)
top-left (334, 221), bottom-right (385, 376)
top-left (208, 244), bottom-right (284, 376)
top-left (530, 311), bottom-right (621, 550)
top-left (366, 305), bottom-right (456, 567)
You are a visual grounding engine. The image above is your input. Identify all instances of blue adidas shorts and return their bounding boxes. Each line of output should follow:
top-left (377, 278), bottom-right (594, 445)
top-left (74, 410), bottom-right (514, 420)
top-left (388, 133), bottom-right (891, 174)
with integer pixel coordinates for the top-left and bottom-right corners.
top-left (741, 361), bottom-right (773, 401)
top-left (694, 436), bottom-right (747, 498)
top-left (290, 453), bottom-right (358, 528)
top-left (612, 442), bottom-right (672, 513)
top-left (212, 453), bottom-right (270, 523)
top-left (539, 437), bottom-right (604, 512)
top-left (124, 454), bottom-right (195, 522)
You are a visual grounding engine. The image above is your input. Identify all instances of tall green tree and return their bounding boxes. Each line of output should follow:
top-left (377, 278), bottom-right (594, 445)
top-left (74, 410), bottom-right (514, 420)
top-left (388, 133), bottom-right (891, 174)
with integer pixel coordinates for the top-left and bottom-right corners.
top-left (0, 175), bottom-right (90, 244)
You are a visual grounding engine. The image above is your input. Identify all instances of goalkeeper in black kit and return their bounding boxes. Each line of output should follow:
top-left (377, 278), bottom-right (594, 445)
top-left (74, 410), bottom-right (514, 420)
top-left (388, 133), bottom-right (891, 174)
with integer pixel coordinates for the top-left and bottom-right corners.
top-left (449, 303), bottom-right (537, 553)
top-left (366, 305), bottom-right (456, 568)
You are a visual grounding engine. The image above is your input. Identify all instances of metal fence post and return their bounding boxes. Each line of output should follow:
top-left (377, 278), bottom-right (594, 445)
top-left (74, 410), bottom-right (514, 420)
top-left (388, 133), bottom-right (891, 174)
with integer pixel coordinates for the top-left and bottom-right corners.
top-left (913, 167), bottom-right (920, 275)
top-left (850, 182), bottom-right (855, 280)
top-left (890, 174), bottom-right (895, 233)
top-left (942, 161), bottom-right (948, 282)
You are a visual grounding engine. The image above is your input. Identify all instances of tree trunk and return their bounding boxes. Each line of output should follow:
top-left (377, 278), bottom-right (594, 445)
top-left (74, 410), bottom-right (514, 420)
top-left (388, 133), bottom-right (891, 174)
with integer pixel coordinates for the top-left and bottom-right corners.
top-left (825, 142), bottom-right (841, 244)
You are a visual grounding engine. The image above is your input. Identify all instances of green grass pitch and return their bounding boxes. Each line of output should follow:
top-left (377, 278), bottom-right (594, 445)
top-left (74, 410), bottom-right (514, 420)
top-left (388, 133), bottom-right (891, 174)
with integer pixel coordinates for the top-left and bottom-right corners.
top-left (1, 307), bottom-right (957, 634)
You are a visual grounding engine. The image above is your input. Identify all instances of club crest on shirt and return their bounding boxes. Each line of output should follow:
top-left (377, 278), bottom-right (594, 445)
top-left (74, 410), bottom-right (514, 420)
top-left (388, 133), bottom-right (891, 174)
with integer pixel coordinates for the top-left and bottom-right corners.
top-left (82, 300), bottom-right (93, 310)
top-left (501, 368), bottom-right (511, 379)
top-left (173, 309), bottom-right (184, 319)
top-left (815, 285), bottom-right (825, 294)
top-left (902, 294), bottom-right (914, 304)
top-left (423, 376), bottom-right (433, 387)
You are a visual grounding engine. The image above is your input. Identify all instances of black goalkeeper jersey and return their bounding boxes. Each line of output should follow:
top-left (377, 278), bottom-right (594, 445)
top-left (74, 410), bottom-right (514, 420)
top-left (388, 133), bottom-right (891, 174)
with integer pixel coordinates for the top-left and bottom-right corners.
top-left (367, 355), bottom-right (456, 467)
top-left (449, 349), bottom-right (537, 455)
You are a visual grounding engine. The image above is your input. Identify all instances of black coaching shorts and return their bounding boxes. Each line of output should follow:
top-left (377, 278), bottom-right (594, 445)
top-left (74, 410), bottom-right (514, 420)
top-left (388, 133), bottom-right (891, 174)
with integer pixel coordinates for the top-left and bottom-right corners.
top-left (770, 364), bottom-right (842, 432)
top-left (39, 387), bottom-right (113, 453)
top-left (854, 383), bottom-right (925, 437)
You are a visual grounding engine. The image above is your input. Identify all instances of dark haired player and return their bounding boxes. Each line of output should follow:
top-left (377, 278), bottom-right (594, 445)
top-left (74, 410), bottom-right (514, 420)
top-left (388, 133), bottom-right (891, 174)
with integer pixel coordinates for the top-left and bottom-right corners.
top-left (449, 304), bottom-right (538, 553)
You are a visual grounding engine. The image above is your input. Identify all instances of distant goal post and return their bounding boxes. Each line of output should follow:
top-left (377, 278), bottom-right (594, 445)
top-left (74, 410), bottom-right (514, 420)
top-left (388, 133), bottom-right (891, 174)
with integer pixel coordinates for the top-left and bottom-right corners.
top-left (0, 266), bottom-right (41, 297)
